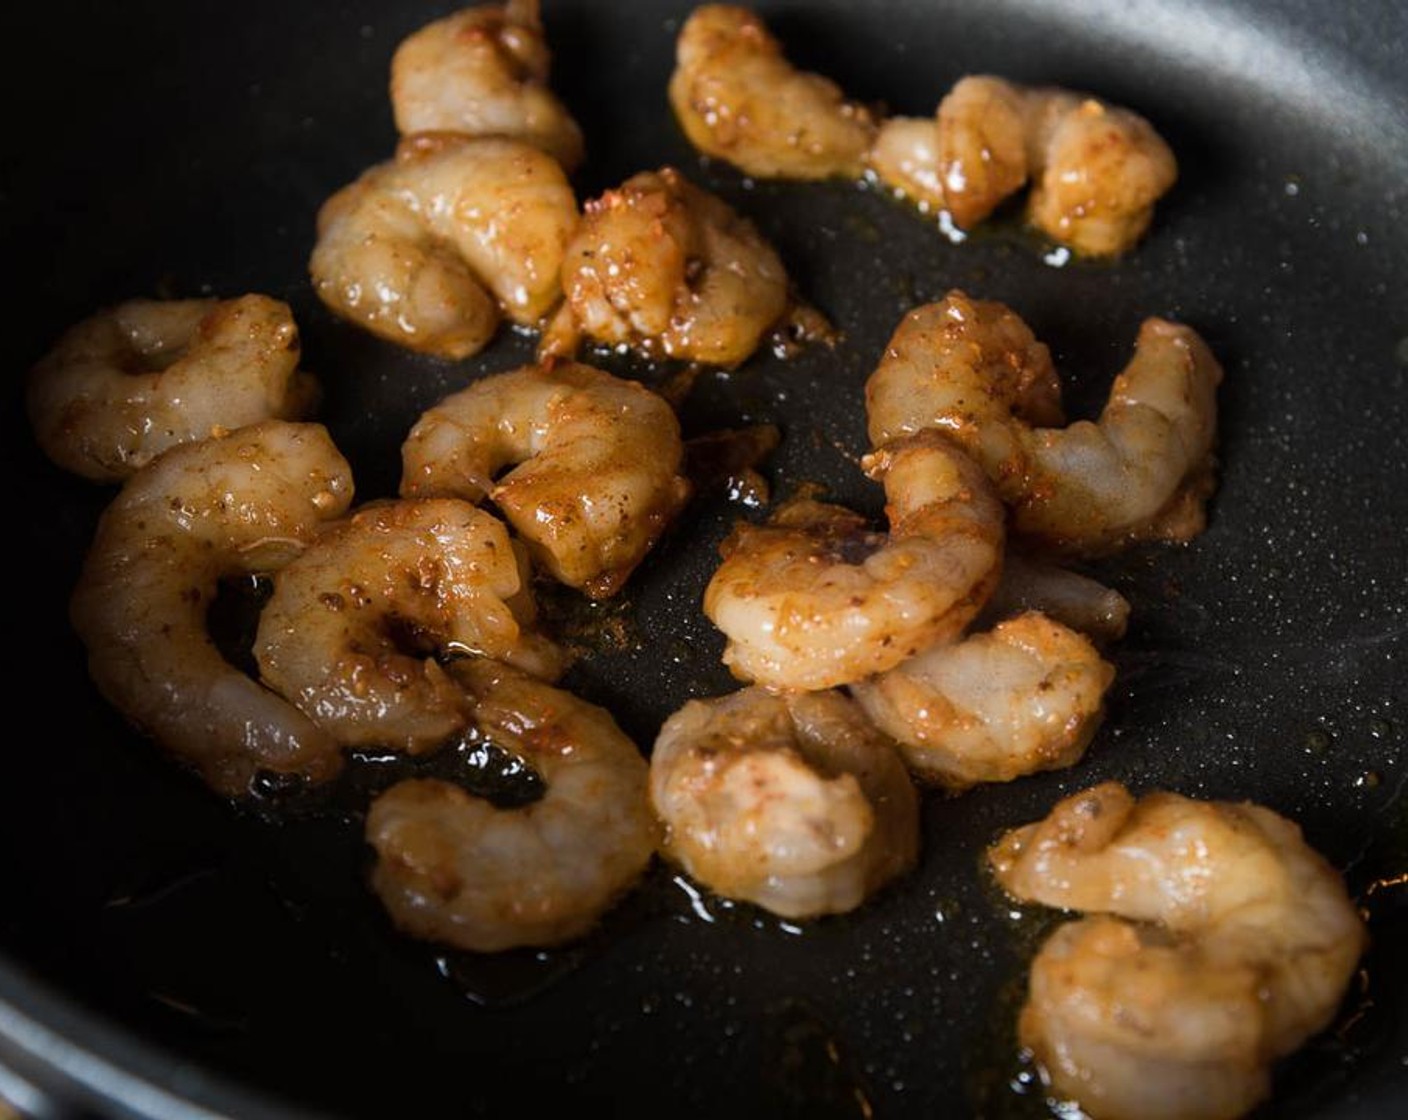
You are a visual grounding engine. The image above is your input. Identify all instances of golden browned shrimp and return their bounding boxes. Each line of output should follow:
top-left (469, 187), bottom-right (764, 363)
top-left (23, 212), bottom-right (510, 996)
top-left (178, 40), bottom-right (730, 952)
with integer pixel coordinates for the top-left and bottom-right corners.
top-left (649, 686), bottom-right (918, 919)
top-left (704, 431), bottom-right (1004, 690)
top-left (849, 611), bottom-right (1115, 790)
top-left (390, 1), bottom-right (584, 170)
top-left (989, 782), bottom-right (1369, 1120)
top-left (868, 75), bottom-right (1177, 255)
top-left (253, 498), bottom-right (564, 754)
top-left (309, 133), bottom-right (578, 359)
top-left (69, 421), bottom-right (354, 796)
top-left (26, 295), bottom-right (318, 483)
top-left (400, 362), bottom-right (691, 598)
top-left (366, 660), bottom-right (655, 952)
top-left (865, 291), bottom-right (1223, 554)
top-left (540, 166), bottom-right (791, 367)
top-left (668, 4), bottom-right (876, 180)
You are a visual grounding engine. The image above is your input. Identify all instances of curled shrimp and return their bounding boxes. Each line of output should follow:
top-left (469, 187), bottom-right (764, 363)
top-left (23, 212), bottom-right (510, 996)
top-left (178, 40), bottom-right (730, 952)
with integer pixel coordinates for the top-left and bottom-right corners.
top-left (391, 0), bottom-right (585, 170)
top-left (668, 4), bottom-right (877, 181)
top-left (868, 75), bottom-right (1177, 255)
top-left (540, 166), bottom-right (791, 367)
top-left (988, 781), bottom-right (1369, 1120)
top-left (309, 133), bottom-right (578, 359)
top-left (865, 290), bottom-right (1223, 554)
top-left (400, 361), bottom-right (691, 599)
top-left (253, 498), bottom-right (565, 754)
top-left (69, 421), bottom-right (354, 797)
top-left (849, 611), bottom-right (1115, 790)
top-left (366, 659), bottom-right (655, 952)
top-left (26, 294), bottom-right (318, 483)
top-left (649, 686), bottom-right (918, 919)
top-left (704, 431), bottom-right (1004, 690)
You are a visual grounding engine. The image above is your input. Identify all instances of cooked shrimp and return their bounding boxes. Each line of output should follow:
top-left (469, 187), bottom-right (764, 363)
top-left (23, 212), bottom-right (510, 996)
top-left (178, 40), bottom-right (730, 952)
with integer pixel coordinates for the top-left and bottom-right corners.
top-left (69, 421), bottom-right (354, 797)
top-left (980, 552), bottom-right (1130, 644)
top-left (867, 75), bottom-right (1177, 255)
top-left (254, 498), bottom-right (564, 754)
top-left (850, 611), bottom-right (1114, 790)
top-left (309, 133), bottom-right (578, 359)
top-left (649, 686), bottom-right (918, 919)
top-left (865, 291), bottom-right (1222, 554)
top-left (400, 362), bottom-right (691, 598)
top-left (540, 166), bottom-right (791, 367)
top-left (26, 295), bottom-right (318, 483)
top-left (366, 659), bottom-right (655, 952)
top-left (989, 782), bottom-right (1369, 1120)
top-left (390, 1), bottom-right (584, 170)
top-left (704, 431), bottom-right (1004, 690)
top-left (668, 4), bottom-right (877, 181)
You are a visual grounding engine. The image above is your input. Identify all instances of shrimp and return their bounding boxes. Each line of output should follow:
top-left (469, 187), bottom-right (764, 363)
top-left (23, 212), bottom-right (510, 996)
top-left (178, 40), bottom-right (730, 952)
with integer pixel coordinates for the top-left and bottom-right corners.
top-left (390, 1), bottom-right (585, 171)
top-left (366, 659), bottom-right (655, 952)
top-left (865, 291), bottom-right (1222, 554)
top-left (253, 498), bottom-right (564, 754)
top-left (867, 75), bottom-right (1177, 255)
top-left (26, 294), bottom-right (319, 483)
top-left (668, 4), bottom-right (877, 181)
top-left (539, 166), bottom-right (791, 368)
top-left (980, 552), bottom-right (1131, 644)
top-left (988, 782), bottom-right (1369, 1120)
top-left (704, 431), bottom-right (1004, 690)
top-left (68, 421), bottom-right (354, 797)
top-left (400, 362), bottom-right (691, 599)
top-left (649, 686), bottom-right (918, 919)
top-left (850, 612), bottom-right (1113, 790)
top-left (309, 132), bottom-right (578, 360)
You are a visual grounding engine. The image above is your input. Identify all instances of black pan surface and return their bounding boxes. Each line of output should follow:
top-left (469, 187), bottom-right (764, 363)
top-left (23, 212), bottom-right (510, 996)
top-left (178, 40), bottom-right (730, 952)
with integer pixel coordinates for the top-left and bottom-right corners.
top-left (2, 1), bottom-right (1405, 1117)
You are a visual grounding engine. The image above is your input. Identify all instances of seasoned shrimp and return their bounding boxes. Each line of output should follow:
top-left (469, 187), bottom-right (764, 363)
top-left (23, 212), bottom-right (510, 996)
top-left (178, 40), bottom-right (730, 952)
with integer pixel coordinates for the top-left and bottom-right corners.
top-left (850, 611), bottom-right (1114, 790)
top-left (26, 294), bottom-right (318, 483)
top-left (989, 782), bottom-right (1369, 1120)
top-left (704, 431), bottom-right (1004, 690)
top-left (309, 133), bottom-right (578, 359)
top-left (366, 659), bottom-right (655, 952)
top-left (391, 1), bottom-right (584, 170)
top-left (668, 4), bottom-right (877, 181)
top-left (540, 166), bottom-right (791, 367)
top-left (69, 421), bottom-right (354, 797)
top-left (649, 686), bottom-right (918, 919)
top-left (980, 552), bottom-right (1131, 644)
top-left (865, 291), bottom-right (1222, 554)
top-left (254, 498), bottom-right (564, 754)
top-left (867, 75), bottom-right (1177, 255)
top-left (400, 362), bottom-right (691, 598)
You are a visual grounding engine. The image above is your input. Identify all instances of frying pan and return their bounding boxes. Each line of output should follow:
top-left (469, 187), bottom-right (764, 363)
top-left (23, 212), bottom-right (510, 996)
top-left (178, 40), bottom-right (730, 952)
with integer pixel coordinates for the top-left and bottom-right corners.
top-left (2, 0), bottom-right (1405, 1116)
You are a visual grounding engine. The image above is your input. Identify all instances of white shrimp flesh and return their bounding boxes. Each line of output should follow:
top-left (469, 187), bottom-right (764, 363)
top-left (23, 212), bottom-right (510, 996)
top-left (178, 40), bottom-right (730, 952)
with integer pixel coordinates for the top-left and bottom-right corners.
top-left (68, 421), bottom-right (354, 796)
top-left (26, 294), bottom-right (318, 483)
top-left (400, 361), bottom-right (691, 598)
top-left (649, 686), bottom-right (918, 919)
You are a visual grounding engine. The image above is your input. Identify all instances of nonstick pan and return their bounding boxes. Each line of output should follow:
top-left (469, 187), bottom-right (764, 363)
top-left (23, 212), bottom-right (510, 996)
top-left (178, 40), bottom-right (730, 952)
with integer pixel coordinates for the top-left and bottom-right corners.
top-left (2, 1), bottom-right (1405, 1117)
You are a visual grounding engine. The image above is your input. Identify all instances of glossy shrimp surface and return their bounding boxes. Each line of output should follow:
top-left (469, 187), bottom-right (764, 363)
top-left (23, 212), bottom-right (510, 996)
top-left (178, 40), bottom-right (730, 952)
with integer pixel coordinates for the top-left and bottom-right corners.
top-left (850, 611), bottom-right (1114, 790)
top-left (391, 0), bottom-right (584, 170)
top-left (989, 782), bottom-right (1369, 1120)
top-left (400, 361), bottom-right (691, 598)
top-left (310, 133), bottom-right (578, 359)
top-left (668, 4), bottom-right (876, 181)
top-left (866, 291), bottom-right (1223, 554)
top-left (705, 431), bottom-right (1004, 690)
top-left (27, 295), bottom-right (318, 482)
top-left (979, 552), bottom-right (1131, 645)
top-left (366, 660), bottom-right (655, 952)
top-left (868, 75), bottom-right (1177, 255)
top-left (649, 686), bottom-right (918, 919)
top-left (69, 421), bottom-right (354, 796)
top-left (542, 166), bottom-right (790, 367)
top-left (254, 498), bottom-right (564, 754)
